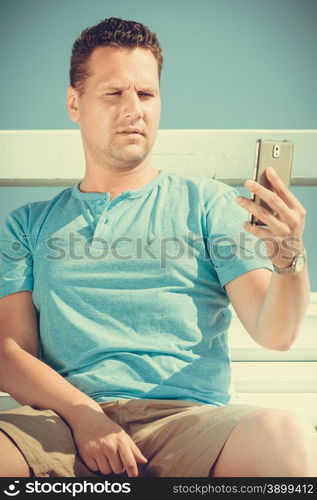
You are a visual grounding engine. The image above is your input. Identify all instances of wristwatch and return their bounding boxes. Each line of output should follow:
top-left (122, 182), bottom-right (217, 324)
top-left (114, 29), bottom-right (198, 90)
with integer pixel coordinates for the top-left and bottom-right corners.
top-left (273, 247), bottom-right (307, 275)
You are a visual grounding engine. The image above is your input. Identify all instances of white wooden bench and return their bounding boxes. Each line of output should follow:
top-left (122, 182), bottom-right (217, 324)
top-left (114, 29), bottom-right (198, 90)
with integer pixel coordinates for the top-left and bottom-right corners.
top-left (0, 129), bottom-right (316, 186)
top-left (1, 130), bottom-right (316, 430)
top-left (229, 293), bottom-right (317, 429)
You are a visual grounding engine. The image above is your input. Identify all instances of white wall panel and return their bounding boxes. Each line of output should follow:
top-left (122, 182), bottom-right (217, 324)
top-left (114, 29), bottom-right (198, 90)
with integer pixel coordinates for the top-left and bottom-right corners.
top-left (1, 130), bottom-right (316, 185)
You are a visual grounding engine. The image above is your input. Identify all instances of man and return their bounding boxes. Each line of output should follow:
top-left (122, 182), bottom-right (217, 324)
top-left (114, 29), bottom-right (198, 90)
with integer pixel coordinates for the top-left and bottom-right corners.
top-left (0, 17), bottom-right (316, 478)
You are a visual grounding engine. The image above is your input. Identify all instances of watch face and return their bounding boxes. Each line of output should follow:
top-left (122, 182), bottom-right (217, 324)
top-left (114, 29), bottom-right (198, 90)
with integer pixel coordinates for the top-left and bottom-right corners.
top-left (273, 249), bottom-right (306, 275)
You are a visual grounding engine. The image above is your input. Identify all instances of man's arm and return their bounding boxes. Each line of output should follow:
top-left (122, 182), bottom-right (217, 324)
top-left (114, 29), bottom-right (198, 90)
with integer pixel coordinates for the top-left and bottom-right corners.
top-left (0, 291), bottom-right (147, 476)
top-left (0, 291), bottom-right (103, 417)
top-left (225, 166), bottom-right (310, 351)
top-left (225, 265), bottom-right (310, 350)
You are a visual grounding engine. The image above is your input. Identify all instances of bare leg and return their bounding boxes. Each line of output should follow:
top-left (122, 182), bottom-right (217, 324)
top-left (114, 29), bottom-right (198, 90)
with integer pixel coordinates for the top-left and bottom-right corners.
top-left (0, 431), bottom-right (31, 477)
top-left (210, 408), bottom-right (317, 477)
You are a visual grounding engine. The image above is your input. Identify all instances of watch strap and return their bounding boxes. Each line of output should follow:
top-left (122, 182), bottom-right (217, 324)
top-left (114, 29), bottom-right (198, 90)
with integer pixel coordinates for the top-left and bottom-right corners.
top-left (272, 248), bottom-right (307, 275)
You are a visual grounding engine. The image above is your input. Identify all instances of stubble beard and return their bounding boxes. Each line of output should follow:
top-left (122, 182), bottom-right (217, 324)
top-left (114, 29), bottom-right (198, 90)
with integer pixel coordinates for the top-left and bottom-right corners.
top-left (90, 138), bottom-right (150, 170)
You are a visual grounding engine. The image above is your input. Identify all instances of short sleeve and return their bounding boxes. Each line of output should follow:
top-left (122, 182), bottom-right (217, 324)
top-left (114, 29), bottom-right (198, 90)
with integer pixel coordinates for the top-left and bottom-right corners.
top-left (205, 184), bottom-right (273, 288)
top-left (0, 208), bottom-right (34, 298)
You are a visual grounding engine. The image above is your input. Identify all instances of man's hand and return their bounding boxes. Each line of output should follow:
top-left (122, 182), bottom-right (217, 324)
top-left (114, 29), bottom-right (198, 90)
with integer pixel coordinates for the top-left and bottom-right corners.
top-left (68, 405), bottom-right (148, 477)
top-left (236, 166), bottom-right (306, 268)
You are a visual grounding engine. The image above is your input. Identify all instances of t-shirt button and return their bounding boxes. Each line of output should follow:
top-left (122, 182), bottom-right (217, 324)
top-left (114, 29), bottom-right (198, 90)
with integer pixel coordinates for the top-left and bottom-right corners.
top-left (104, 218), bottom-right (109, 224)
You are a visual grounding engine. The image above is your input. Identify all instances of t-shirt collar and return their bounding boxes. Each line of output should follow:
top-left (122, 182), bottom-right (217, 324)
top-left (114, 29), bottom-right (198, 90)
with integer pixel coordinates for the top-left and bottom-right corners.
top-left (71, 169), bottom-right (166, 201)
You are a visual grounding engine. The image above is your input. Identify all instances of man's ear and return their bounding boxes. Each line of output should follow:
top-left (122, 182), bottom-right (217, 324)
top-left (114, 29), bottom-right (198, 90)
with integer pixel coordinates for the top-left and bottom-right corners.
top-left (66, 86), bottom-right (80, 123)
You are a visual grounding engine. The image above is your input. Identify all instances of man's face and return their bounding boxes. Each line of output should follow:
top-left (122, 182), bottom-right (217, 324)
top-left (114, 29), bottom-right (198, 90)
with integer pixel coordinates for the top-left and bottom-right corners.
top-left (67, 46), bottom-right (161, 171)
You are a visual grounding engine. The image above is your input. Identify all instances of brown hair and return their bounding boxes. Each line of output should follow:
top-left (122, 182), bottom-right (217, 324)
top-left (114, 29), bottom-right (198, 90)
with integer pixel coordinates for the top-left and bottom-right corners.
top-left (70, 17), bottom-right (163, 95)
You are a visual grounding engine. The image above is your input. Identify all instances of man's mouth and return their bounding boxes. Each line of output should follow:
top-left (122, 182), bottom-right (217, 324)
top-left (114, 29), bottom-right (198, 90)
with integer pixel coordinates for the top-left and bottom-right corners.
top-left (118, 132), bottom-right (144, 139)
top-left (118, 127), bottom-right (144, 136)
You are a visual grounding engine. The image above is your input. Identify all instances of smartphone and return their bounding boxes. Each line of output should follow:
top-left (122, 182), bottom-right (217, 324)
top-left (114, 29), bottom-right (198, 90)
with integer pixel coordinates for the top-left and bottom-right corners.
top-left (249, 139), bottom-right (294, 225)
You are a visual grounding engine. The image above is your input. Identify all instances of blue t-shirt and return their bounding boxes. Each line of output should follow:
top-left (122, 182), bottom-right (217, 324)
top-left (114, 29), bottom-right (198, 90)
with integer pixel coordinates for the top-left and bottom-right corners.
top-left (0, 170), bottom-right (272, 405)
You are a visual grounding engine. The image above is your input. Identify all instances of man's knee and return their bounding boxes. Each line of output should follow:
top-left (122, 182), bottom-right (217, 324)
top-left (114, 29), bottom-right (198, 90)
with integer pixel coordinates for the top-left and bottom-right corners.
top-left (0, 430), bottom-right (31, 477)
top-left (211, 408), bottom-right (317, 477)
top-left (249, 408), bottom-right (317, 470)
top-left (248, 408), bottom-right (315, 443)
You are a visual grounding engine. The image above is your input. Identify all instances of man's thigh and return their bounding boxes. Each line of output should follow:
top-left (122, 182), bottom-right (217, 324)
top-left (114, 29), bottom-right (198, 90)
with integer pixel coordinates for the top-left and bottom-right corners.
top-left (0, 400), bottom-right (262, 477)
top-left (0, 404), bottom-right (102, 477)
top-left (116, 399), bottom-right (261, 477)
top-left (0, 430), bottom-right (31, 476)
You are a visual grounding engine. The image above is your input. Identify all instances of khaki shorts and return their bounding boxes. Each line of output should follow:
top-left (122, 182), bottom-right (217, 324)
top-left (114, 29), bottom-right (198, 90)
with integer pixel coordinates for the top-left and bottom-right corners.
top-left (0, 399), bottom-right (261, 477)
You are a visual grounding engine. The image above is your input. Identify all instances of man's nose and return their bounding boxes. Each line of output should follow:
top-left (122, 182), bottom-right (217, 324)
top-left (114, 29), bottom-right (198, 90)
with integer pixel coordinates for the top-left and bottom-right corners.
top-left (121, 92), bottom-right (144, 120)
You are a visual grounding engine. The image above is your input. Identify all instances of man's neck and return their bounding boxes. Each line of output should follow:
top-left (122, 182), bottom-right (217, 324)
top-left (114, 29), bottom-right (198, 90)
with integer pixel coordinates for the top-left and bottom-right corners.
top-left (78, 165), bottom-right (160, 200)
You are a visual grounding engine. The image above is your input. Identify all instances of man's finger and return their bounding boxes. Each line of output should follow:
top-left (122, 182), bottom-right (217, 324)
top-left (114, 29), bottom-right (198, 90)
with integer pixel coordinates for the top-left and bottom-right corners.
top-left (243, 179), bottom-right (291, 221)
top-left (83, 454), bottom-right (99, 472)
top-left (118, 444), bottom-right (140, 477)
top-left (265, 167), bottom-right (306, 212)
top-left (103, 447), bottom-right (126, 475)
top-left (130, 439), bottom-right (148, 463)
top-left (94, 451), bottom-right (113, 475)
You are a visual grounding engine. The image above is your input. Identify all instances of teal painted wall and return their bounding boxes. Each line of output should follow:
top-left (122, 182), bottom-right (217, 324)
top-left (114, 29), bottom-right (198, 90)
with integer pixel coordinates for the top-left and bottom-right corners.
top-left (1, 0), bottom-right (316, 129)
top-left (0, 0), bottom-right (316, 287)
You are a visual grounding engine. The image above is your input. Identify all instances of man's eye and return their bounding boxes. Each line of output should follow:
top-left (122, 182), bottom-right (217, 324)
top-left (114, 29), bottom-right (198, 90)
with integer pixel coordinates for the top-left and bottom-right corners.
top-left (106, 92), bottom-right (152, 97)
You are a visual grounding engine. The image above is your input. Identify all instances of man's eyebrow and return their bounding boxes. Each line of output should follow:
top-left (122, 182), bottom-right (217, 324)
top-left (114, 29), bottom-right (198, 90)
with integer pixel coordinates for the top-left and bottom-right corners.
top-left (100, 83), bottom-right (123, 90)
top-left (98, 82), bottom-right (157, 93)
